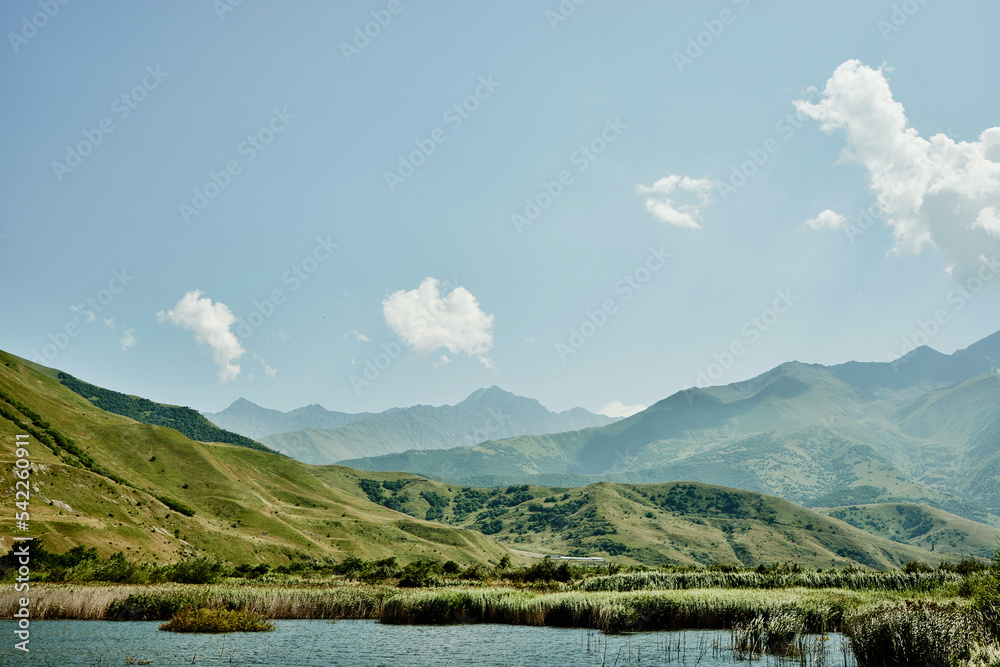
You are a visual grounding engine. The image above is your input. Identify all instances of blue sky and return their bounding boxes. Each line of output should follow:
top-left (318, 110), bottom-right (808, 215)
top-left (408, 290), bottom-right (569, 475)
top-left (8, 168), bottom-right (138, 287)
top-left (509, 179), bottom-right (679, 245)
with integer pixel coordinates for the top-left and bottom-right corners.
top-left (3, 1), bottom-right (1000, 416)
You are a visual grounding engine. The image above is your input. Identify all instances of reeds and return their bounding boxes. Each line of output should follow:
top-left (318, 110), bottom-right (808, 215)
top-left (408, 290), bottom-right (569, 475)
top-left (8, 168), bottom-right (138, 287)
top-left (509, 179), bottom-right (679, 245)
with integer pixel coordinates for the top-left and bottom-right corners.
top-left (380, 587), bottom-right (853, 634)
top-left (577, 569), bottom-right (960, 593)
top-left (844, 600), bottom-right (1000, 667)
top-left (0, 583), bottom-right (391, 621)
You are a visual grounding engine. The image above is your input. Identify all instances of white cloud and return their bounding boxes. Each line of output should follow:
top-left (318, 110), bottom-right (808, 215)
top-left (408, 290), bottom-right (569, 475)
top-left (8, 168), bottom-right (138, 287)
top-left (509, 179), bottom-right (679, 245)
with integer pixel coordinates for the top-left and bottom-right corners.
top-left (349, 329), bottom-right (371, 342)
top-left (157, 290), bottom-right (245, 383)
top-left (277, 330), bottom-right (290, 341)
top-left (103, 318), bottom-right (116, 330)
top-left (795, 59), bottom-right (1000, 282)
top-left (383, 278), bottom-right (495, 369)
top-left (598, 401), bottom-right (647, 419)
top-left (803, 209), bottom-right (846, 231)
top-left (260, 358), bottom-right (277, 378)
top-left (635, 174), bottom-right (714, 229)
top-left (120, 328), bottom-right (136, 352)
top-left (973, 206), bottom-right (1000, 238)
top-left (433, 353), bottom-right (451, 367)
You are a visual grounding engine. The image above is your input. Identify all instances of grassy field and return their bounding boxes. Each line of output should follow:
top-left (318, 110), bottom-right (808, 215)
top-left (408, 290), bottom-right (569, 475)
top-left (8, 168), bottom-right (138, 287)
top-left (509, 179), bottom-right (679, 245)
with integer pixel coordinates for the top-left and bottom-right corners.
top-left (0, 351), bottom-right (510, 566)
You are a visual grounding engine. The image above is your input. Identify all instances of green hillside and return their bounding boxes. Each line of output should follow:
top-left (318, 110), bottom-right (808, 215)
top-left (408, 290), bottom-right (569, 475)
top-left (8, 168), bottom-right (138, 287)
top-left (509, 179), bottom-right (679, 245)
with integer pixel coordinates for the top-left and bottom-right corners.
top-left (0, 351), bottom-right (508, 566)
top-left (819, 503), bottom-right (1000, 558)
top-left (341, 362), bottom-right (1000, 527)
top-left (343, 474), bottom-right (948, 569)
top-left (0, 349), bottom-right (988, 572)
top-left (57, 371), bottom-right (277, 454)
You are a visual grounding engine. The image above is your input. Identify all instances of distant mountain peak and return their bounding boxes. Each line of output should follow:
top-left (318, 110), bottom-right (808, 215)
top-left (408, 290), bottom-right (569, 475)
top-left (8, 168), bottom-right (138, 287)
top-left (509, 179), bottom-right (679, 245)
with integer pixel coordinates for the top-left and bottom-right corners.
top-left (458, 385), bottom-right (520, 405)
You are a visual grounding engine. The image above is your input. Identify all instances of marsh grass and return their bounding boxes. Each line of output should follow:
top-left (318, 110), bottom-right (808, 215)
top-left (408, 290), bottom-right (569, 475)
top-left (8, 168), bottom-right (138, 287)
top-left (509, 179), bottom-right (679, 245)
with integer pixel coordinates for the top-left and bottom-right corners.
top-left (0, 583), bottom-right (392, 621)
top-left (578, 570), bottom-right (961, 593)
top-left (844, 601), bottom-right (1000, 667)
top-left (380, 587), bottom-right (870, 634)
top-left (159, 607), bottom-right (275, 633)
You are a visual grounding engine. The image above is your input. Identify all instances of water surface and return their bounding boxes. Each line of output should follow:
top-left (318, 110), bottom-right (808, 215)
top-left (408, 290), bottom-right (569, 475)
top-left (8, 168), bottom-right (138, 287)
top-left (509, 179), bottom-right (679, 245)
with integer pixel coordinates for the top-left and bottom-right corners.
top-left (0, 620), bottom-right (855, 666)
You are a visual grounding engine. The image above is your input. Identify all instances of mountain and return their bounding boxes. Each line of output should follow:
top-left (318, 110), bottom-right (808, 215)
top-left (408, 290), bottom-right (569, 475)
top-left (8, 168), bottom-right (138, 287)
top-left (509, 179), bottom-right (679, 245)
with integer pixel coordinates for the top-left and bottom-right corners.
top-left (1, 350), bottom-right (985, 569)
top-left (259, 386), bottom-right (617, 465)
top-left (0, 351), bottom-right (508, 565)
top-left (202, 398), bottom-right (369, 440)
top-left (339, 332), bottom-right (1000, 527)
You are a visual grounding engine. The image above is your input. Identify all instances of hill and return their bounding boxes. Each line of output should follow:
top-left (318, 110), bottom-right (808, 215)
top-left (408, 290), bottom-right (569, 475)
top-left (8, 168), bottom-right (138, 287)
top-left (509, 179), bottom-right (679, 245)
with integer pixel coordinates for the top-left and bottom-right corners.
top-left (345, 474), bottom-right (950, 569)
top-left (57, 372), bottom-right (278, 454)
top-left (340, 332), bottom-right (1000, 527)
top-left (259, 386), bottom-right (617, 464)
top-left (818, 503), bottom-right (1000, 559)
top-left (0, 351), bottom-right (508, 566)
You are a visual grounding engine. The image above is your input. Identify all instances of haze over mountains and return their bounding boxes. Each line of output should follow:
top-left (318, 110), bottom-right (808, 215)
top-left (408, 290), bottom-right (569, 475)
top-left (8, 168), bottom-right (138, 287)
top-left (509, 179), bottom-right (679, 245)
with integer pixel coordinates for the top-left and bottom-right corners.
top-left (202, 399), bottom-right (370, 440)
top-left (205, 387), bottom-right (617, 465)
top-left (341, 332), bottom-right (1000, 528)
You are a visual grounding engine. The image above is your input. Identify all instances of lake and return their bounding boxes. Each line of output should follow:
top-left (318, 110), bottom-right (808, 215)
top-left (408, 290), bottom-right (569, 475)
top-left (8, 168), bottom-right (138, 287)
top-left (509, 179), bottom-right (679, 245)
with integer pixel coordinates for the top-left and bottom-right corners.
top-left (0, 620), bottom-right (855, 666)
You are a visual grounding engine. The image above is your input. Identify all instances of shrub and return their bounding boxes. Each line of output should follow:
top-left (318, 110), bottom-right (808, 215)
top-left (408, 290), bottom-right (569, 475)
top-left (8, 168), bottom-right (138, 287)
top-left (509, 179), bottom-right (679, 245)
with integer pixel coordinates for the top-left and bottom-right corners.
top-left (902, 560), bottom-right (934, 574)
top-left (398, 560), bottom-right (443, 588)
top-left (167, 557), bottom-right (228, 584)
top-left (159, 608), bottom-right (274, 633)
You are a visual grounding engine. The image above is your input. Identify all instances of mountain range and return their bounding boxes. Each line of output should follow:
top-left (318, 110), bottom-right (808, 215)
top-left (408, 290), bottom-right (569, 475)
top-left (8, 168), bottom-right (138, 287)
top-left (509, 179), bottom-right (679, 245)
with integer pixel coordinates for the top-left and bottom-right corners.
top-left (206, 387), bottom-right (617, 465)
top-left (340, 332), bottom-right (1000, 528)
top-left (4, 349), bottom-right (996, 567)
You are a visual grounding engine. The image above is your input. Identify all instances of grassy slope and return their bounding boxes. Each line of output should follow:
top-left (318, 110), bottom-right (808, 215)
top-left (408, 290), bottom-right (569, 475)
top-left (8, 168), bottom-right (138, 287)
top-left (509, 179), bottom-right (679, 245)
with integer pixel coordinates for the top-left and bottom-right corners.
top-left (818, 503), bottom-right (1000, 559)
top-left (0, 351), bottom-right (508, 566)
top-left (344, 469), bottom-right (949, 570)
top-left (340, 365), bottom-right (1000, 527)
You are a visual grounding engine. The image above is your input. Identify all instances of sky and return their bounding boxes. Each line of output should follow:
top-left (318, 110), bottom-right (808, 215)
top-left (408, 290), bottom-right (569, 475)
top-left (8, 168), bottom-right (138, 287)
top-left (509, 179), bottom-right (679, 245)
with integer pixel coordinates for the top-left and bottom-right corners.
top-left (3, 1), bottom-right (1000, 416)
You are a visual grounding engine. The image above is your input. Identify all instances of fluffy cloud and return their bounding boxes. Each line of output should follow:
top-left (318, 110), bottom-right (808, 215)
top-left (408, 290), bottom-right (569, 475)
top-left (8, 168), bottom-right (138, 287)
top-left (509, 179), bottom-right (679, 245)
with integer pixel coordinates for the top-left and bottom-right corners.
top-left (597, 401), bottom-right (647, 419)
top-left (157, 290), bottom-right (245, 383)
top-left (635, 175), bottom-right (714, 229)
top-left (803, 209), bottom-right (847, 231)
top-left (383, 278), bottom-right (495, 369)
top-left (120, 328), bottom-right (136, 352)
top-left (795, 60), bottom-right (1000, 282)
